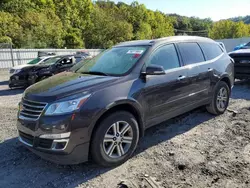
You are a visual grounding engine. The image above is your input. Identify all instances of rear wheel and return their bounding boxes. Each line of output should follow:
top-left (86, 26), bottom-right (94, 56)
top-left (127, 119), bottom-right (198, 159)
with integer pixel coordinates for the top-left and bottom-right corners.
top-left (91, 111), bottom-right (139, 167)
top-left (206, 81), bottom-right (230, 115)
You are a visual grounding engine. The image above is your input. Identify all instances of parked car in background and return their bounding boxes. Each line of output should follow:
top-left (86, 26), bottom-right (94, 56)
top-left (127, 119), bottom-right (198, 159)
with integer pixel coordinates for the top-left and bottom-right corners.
top-left (229, 49), bottom-right (250, 79)
top-left (28, 55), bottom-right (76, 85)
top-left (69, 56), bottom-right (93, 72)
top-left (240, 42), bottom-right (250, 49)
top-left (38, 51), bottom-right (56, 57)
top-left (74, 51), bottom-right (93, 63)
top-left (9, 56), bottom-right (54, 88)
top-left (233, 42), bottom-right (250, 51)
top-left (17, 36), bottom-right (234, 167)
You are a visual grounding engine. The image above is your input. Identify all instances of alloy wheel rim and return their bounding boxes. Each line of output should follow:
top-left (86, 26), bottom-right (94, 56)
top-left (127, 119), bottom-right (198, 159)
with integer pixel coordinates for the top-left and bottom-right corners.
top-left (103, 121), bottom-right (133, 159)
top-left (216, 87), bottom-right (228, 111)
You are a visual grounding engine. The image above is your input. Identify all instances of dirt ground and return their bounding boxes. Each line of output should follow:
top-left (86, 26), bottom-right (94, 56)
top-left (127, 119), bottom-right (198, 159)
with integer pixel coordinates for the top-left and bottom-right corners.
top-left (0, 70), bottom-right (250, 188)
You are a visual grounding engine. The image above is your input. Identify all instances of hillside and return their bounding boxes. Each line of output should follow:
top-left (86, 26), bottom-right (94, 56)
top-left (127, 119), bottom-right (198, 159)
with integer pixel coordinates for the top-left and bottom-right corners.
top-left (230, 16), bottom-right (250, 24)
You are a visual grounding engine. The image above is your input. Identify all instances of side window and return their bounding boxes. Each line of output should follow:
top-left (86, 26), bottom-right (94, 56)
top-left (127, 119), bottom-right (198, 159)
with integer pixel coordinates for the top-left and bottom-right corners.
top-left (147, 44), bottom-right (180, 70)
top-left (199, 42), bottom-right (223, 60)
top-left (178, 43), bottom-right (205, 65)
top-left (61, 57), bottom-right (73, 64)
top-left (60, 58), bottom-right (67, 64)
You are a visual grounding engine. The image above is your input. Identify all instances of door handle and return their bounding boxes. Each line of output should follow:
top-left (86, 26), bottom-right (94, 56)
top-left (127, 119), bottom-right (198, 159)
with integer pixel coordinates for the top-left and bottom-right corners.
top-left (177, 75), bottom-right (186, 81)
top-left (208, 68), bottom-right (213, 72)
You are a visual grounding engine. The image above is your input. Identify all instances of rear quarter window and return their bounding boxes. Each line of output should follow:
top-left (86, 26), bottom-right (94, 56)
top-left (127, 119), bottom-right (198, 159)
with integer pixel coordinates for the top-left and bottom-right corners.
top-left (178, 43), bottom-right (205, 65)
top-left (199, 42), bottom-right (223, 61)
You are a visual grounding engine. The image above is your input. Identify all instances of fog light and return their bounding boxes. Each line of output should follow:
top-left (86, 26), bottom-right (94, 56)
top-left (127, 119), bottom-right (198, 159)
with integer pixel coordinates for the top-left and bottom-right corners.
top-left (53, 142), bottom-right (66, 150)
top-left (51, 139), bottom-right (69, 150)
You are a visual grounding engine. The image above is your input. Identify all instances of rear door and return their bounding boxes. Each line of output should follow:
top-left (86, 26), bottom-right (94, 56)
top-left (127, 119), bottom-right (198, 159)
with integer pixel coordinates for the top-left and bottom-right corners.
top-left (177, 42), bottom-right (210, 104)
top-left (199, 42), bottom-right (225, 82)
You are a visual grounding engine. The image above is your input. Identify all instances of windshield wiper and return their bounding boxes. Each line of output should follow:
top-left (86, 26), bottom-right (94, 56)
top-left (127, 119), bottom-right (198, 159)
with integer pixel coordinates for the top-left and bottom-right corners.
top-left (81, 71), bottom-right (109, 76)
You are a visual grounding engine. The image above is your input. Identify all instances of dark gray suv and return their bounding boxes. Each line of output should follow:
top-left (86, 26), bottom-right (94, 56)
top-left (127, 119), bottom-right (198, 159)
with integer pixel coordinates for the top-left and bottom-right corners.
top-left (17, 36), bottom-right (234, 167)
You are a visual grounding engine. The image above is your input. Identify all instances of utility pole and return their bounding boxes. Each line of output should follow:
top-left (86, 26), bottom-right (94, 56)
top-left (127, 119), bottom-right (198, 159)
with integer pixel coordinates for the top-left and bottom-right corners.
top-left (10, 43), bottom-right (14, 67)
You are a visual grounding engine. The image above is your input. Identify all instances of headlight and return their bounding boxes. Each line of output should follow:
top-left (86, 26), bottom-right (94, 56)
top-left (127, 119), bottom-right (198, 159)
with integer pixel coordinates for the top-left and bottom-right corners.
top-left (15, 69), bottom-right (21, 74)
top-left (45, 94), bottom-right (91, 115)
top-left (10, 69), bottom-right (21, 75)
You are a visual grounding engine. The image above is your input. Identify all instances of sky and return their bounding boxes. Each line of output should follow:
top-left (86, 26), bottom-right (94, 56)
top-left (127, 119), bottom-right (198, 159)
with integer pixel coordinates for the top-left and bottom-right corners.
top-left (112, 0), bottom-right (250, 21)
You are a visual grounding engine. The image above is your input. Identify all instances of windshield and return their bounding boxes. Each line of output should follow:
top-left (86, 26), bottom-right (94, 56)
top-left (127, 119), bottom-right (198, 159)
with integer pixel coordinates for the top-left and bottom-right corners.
top-left (41, 56), bottom-right (61, 65)
top-left (76, 46), bottom-right (147, 76)
top-left (27, 58), bottom-right (42, 65)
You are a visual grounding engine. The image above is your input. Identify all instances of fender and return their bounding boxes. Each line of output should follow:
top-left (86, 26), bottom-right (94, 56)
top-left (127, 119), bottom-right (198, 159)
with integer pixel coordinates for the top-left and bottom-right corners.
top-left (88, 98), bottom-right (145, 139)
top-left (210, 72), bottom-right (233, 94)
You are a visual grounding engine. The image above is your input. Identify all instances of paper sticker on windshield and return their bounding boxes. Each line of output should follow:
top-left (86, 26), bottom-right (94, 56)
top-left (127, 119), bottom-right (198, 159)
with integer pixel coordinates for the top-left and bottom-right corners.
top-left (127, 50), bottom-right (144, 54)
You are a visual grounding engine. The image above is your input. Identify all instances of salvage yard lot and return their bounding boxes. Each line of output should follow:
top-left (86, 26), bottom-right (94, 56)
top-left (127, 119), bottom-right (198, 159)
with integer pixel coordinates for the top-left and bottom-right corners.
top-left (0, 71), bottom-right (250, 188)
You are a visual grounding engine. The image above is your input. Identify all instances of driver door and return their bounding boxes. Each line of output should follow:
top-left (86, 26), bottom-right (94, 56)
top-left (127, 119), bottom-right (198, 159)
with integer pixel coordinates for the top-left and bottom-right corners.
top-left (55, 56), bottom-right (75, 74)
top-left (140, 44), bottom-right (190, 127)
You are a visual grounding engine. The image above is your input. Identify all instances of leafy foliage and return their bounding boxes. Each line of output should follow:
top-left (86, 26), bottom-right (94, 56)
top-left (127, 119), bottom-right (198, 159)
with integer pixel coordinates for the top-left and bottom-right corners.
top-left (209, 20), bottom-right (250, 39)
top-left (169, 14), bottom-right (213, 36)
top-left (0, 0), bottom-right (250, 48)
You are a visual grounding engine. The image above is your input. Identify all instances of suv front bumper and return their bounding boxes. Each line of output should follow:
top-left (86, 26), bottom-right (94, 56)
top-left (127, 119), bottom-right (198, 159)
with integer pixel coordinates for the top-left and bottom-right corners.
top-left (26, 140), bottom-right (89, 165)
top-left (16, 114), bottom-right (90, 165)
top-left (9, 75), bottom-right (29, 88)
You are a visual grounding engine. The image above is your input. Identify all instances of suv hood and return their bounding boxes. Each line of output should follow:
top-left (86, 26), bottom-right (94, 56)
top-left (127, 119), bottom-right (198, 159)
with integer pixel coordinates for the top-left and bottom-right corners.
top-left (12, 64), bottom-right (50, 72)
top-left (24, 72), bottom-right (119, 102)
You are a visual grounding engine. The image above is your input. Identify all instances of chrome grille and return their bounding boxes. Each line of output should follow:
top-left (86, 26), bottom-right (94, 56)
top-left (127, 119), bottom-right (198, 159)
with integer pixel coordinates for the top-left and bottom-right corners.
top-left (20, 98), bottom-right (47, 120)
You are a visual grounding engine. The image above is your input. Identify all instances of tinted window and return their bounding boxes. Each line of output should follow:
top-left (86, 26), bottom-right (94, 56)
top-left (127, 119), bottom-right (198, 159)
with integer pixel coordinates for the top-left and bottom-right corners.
top-left (42, 57), bottom-right (61, 65)
top-left (199, 42), bottom-right (223, 60)
top-left (27, 58), bottom-right (42, 65)
top-left (61, 57), bottom-right (74, 64)
top-left (178, 43), bottom-right (205, 65)
top-left (147, 44), bottom-right (180, 70)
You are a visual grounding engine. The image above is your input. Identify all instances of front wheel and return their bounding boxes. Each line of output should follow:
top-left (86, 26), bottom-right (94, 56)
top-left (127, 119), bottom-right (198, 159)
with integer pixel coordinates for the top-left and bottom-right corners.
top-left (91, 111), bottom-right (139, 167)
top-left (206, 81), bottom-right (230, 115)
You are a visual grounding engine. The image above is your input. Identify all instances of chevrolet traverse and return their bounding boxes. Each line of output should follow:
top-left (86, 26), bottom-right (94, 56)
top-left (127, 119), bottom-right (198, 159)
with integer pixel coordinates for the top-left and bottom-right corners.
top-left (17, 36), bottom-right (234, 167)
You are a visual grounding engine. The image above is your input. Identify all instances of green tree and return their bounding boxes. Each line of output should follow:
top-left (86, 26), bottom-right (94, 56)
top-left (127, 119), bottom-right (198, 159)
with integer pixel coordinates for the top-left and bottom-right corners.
top-left (64, 28), bottom-right (84, 48)
top-left (232, 21), bottom-right (249, 38)
top-left (20, 10), bottom-right (64, 48)
top-left (135, 23), bottom-right (152, 40)
top-left (149, 11), bottom-right (174, 38)
top-left (0, 36), bottom-right (12, 44)
top-left (53, 0), bottom-right (93, 48)
top-left (209, 20), bottom-right (250, 39)
top-left (0, 11), bottom-right (22, 47)
top-left (84, 6), bottom-right (133, 48)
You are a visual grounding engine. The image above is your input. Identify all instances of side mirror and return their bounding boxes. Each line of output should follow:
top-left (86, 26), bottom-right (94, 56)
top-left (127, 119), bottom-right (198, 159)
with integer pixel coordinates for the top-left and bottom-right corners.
top-left (142, 65), bottom-right (165, 75)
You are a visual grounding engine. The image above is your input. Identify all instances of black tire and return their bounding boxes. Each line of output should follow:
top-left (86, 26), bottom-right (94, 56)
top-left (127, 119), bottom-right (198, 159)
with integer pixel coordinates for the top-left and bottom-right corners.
top-left (91, 111), bottom-right (139, 167)
top-left (206, 81), bottom-right (230, 115)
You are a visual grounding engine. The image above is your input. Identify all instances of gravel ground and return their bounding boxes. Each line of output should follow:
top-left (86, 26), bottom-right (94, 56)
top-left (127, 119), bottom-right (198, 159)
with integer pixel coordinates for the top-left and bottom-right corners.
top-left (0, 70), bottom-right (250, 188)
